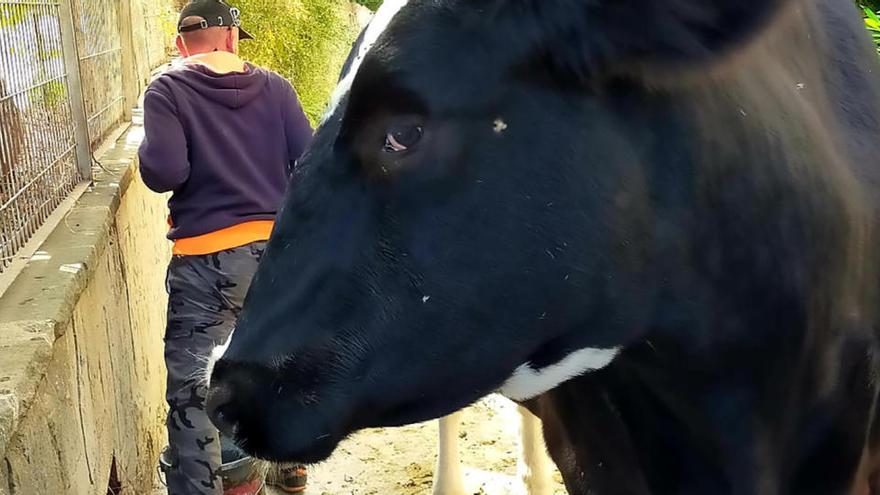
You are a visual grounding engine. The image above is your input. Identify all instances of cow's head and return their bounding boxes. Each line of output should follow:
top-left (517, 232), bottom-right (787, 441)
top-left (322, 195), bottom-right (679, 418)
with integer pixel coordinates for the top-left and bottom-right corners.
top-left (206, 0), bottom-right (800, 462)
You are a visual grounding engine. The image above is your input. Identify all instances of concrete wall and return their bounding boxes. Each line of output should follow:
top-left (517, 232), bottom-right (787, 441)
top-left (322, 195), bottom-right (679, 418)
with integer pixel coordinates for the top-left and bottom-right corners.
top-left (0, 116), bottom-right (171, 494)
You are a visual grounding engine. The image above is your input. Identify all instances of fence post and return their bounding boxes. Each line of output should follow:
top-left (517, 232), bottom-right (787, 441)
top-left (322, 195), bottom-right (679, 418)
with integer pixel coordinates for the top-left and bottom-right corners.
top-left (57, 0), bottom-right (92, 181)
top-left (118, 0), bottom-right (138, 121)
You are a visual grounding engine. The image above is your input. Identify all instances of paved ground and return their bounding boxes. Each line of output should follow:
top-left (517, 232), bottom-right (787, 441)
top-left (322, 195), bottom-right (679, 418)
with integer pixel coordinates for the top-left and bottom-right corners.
top-left (154, 395), bottom-right (566, 495)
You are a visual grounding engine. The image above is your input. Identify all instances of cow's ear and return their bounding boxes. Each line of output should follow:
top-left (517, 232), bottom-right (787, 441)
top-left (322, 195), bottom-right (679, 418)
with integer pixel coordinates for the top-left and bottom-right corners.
top-left (502, 0), bottom-right (789, 83)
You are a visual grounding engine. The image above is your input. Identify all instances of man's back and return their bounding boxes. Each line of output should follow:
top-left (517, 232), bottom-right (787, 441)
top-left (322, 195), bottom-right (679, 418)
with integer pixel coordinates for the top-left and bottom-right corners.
top-left (139, 57), bottom-right (312, 244)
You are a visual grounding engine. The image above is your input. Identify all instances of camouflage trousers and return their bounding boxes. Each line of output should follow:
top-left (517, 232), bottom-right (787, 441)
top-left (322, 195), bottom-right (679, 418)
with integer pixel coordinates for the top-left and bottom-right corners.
top-left (163, 242), bottom-right (265, 495)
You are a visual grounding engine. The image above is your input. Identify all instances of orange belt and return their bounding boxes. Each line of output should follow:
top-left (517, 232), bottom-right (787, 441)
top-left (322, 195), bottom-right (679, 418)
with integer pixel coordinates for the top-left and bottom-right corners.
top-left (172, 220), bottom-right (275, 256)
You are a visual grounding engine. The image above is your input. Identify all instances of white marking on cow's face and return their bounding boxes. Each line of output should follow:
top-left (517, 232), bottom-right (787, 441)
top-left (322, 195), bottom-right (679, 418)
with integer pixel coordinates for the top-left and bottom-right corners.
top-left (204, 328), bottom-right (234, 388)
top-left (321, 0), bottom-right (410, 124)
top-left (499, 347), bottom-right (620, 401)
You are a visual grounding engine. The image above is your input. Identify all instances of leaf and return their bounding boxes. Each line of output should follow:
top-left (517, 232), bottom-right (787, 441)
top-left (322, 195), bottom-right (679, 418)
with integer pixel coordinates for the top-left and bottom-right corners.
top-left (863, 6), bottom-right (880, 57)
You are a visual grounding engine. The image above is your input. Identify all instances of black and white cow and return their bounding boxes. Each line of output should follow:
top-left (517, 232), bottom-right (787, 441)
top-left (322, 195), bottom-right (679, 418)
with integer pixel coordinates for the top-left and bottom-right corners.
top-left (206, 0), bottom-right (880, 493)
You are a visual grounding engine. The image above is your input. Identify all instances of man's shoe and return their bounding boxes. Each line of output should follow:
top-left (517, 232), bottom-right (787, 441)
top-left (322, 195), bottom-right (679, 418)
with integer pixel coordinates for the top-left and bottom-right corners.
top-left (266, 464), bottom-right (307, 493)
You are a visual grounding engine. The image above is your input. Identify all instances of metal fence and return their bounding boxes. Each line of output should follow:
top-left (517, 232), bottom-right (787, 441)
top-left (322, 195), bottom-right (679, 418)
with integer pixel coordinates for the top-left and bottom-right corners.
top-left (0, 0), bottom-right (79, 273)
top-left (71, 0), bottom-right (124, 148)
top-left (0, 0), bottom-right (177, 274)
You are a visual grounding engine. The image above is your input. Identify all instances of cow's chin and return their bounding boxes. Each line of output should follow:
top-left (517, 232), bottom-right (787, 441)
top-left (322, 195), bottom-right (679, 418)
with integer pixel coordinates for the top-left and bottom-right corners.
top-left (232, 391), bottom-right (480, 463)
top-left (370, 395), bottom-right (479, 428)
top-left (230, 407), bottom-right (347, 464)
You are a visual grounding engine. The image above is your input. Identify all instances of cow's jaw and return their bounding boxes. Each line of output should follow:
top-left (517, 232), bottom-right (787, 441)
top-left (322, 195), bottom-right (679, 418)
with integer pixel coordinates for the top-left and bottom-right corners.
top-left (499, 347), bottom-right (621, 401)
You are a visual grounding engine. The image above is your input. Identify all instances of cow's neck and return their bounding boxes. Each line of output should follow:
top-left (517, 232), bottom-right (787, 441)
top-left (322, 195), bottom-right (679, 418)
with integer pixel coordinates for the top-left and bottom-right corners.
top-left (525, 339), bottom-right (874, 495)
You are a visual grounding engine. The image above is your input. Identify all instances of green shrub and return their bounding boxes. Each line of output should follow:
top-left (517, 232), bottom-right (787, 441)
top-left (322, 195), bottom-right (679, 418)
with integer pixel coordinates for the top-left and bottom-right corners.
top-left (864, 6), bottom-right (880, 56)
top-left (232, 0), bottom-right (361, 125)
top-left (353, 0), bottom-right (382, 11)
top-left (862, 0), bottom-right (880, 12)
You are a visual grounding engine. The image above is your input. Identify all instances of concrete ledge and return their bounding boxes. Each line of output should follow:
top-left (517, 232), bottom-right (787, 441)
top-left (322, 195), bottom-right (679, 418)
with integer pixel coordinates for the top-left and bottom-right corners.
top-left (0, 115), bottom-right (170, 494)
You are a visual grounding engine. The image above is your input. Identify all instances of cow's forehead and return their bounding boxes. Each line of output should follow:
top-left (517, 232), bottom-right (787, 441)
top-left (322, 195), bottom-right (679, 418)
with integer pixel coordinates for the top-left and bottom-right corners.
top-left (322, 0), bottom-right (412, 124)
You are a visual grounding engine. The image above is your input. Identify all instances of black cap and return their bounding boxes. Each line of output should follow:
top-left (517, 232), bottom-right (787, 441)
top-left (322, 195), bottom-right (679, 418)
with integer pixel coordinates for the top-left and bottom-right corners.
top-left (178, 0), bottom-right (253, 40)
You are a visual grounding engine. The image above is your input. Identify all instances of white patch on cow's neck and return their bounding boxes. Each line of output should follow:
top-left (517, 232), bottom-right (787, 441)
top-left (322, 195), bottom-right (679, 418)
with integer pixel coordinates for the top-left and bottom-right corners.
top-left (204, 328), bottom-right (234, 388)
top-left (499, 347), bottom-right (620, 401)
top-left (321, 0), bottom-right (410, 124)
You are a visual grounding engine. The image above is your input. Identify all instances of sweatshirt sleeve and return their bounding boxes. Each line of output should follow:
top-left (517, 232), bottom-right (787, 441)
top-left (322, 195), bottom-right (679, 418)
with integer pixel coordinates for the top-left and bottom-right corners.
top-left (281, 79), bottom-right (314, 170)
top-left (138, 88), bottom-right (190, 193)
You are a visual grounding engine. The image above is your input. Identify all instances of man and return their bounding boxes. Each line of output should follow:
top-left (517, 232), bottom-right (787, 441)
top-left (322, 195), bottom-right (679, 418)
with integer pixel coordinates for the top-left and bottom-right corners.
top-left (138, 1), bottom-right (312, 493)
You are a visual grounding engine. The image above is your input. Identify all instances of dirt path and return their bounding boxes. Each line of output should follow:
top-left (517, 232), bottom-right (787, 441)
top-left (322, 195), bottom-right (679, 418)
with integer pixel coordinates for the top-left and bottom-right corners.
top-left (155, 395), bottom-right (567, 495)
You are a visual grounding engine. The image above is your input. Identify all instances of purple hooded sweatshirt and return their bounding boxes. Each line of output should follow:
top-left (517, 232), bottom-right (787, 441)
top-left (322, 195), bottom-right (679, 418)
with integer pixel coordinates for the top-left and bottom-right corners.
top-left (138, 63), bottom-right (312, 240)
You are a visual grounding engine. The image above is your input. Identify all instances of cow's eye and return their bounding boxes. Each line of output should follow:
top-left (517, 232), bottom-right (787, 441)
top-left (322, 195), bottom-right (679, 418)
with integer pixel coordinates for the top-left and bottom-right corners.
top-left (383, 125), bottom-right (423, 153)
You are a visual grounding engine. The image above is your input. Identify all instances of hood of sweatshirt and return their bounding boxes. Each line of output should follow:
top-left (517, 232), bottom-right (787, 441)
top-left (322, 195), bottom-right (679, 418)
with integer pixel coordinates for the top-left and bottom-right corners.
top-left (164, 62), bottom-right (269, 109)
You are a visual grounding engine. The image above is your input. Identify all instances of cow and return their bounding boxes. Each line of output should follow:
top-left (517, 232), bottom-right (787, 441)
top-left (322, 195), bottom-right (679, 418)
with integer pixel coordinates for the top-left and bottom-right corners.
top-left (205, 0), bottom-right (880, 493)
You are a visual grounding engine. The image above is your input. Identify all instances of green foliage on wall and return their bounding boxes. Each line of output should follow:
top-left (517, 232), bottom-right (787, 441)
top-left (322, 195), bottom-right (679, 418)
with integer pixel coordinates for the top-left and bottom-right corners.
top-left (861, 0), bottom-right (880, 12)
top-left (352, 0), bottom-right (382, 11)
top-left (863, 5), bottom-right (880, 56)
top-left (232, 0), bottom-right (361, 124)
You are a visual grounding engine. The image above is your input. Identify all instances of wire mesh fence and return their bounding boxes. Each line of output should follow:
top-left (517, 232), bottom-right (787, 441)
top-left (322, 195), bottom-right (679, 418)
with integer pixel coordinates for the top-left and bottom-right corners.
top-left (70, 0), bottom-right (124, 149)
top-left (0, 0), bottom-right (177, 275)
top-left (0, 0), bottom-right (79, 273)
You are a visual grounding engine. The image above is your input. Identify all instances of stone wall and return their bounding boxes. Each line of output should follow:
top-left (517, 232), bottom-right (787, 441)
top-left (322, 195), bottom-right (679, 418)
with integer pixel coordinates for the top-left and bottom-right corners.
top-left (0, 114), bottom-right (171, 494)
